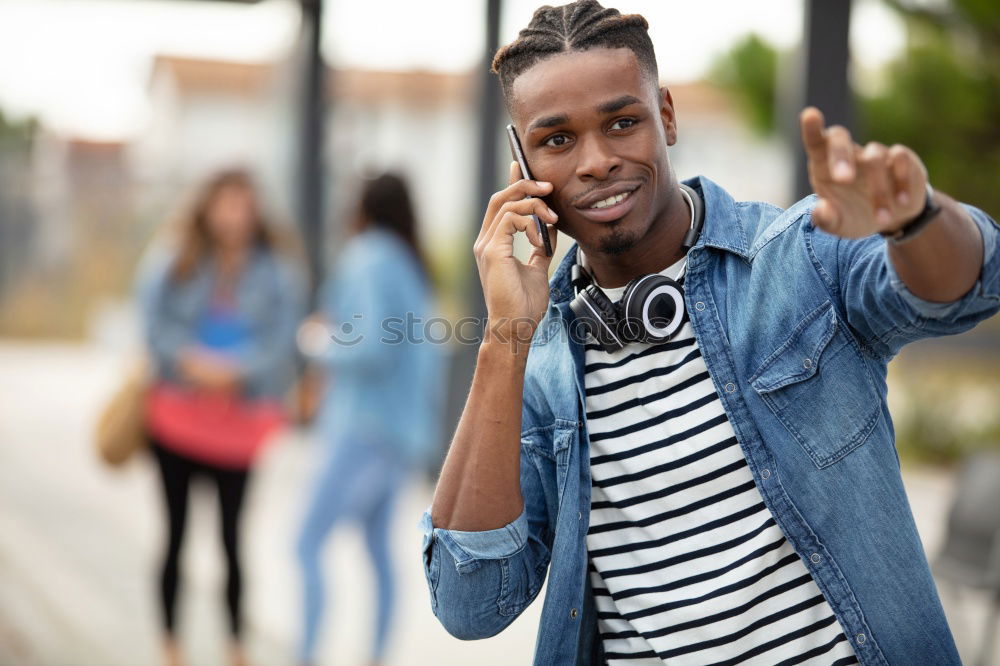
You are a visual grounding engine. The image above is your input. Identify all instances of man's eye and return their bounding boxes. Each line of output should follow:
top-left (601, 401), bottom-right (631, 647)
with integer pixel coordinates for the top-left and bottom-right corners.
top-left (610, 118), bottom-right (636, 131)
top-left (544, 134), bottom-right (569, 147)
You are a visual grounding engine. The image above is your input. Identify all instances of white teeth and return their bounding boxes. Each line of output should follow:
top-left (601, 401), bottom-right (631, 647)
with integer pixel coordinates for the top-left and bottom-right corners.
top-left (590, 190), bottom-right (631, 209)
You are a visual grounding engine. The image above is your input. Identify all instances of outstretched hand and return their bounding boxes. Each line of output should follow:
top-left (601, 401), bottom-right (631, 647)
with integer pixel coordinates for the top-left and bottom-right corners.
top-left (800, 107), bottom-right (928, 238)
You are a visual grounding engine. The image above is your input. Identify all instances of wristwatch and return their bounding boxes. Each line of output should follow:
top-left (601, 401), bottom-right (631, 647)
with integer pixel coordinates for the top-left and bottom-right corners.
top-left (880, 182), bottom-right (941, 243)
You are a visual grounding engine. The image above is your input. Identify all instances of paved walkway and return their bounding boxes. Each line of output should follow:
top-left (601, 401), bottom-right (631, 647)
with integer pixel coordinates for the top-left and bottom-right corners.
top-left (0, 342), bottom-right (994, 665)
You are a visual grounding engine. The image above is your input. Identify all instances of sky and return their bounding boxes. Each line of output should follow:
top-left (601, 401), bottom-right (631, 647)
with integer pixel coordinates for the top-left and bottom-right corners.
top-left (0, 0), bottom-right (904, 141)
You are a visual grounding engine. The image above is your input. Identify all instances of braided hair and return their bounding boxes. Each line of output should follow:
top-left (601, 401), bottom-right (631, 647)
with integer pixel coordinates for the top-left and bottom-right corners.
top-left (491, 0), bottom-right (658, 104)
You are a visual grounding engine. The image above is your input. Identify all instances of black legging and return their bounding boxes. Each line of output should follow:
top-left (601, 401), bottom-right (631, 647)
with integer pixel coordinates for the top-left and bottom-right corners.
top-left (151, 437), bottom-right (249, 637)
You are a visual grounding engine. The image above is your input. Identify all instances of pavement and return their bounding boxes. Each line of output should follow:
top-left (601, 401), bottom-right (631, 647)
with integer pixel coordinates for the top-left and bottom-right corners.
top-left (0, 341), bottom-right (995, 666)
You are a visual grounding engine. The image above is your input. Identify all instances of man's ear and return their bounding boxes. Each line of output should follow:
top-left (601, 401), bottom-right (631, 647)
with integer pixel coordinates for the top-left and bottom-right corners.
top-left (659, 85), bottom-right (677, 146)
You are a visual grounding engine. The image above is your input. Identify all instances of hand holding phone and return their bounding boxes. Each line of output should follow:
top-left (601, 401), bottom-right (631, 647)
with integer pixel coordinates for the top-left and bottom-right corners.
top-left (472, 135), bottom-right (557, 340)
top-left (506, 124), bottom-right (554, 257)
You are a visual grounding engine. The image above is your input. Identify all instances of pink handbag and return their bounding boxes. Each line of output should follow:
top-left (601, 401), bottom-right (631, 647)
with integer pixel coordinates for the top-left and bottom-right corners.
top-left (145, 382), bottom-right (285, 468)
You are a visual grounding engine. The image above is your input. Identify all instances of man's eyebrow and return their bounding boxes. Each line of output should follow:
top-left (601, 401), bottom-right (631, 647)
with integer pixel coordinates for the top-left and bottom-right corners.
top-left (597, 95), bottom-right (641, 114)
top-left (528, 114), bottom-right (569, 132)
top-left (526, 95), bottom-right (641, 132)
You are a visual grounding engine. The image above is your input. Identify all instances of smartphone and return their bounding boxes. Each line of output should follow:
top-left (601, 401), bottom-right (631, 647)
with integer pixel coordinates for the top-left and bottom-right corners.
top-left (506, 124), bottom-right (553, 257)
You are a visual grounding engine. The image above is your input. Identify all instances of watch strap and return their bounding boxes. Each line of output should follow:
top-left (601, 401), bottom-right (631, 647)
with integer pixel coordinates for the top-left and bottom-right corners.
top-left (880, 183), bottom-right (941, 243)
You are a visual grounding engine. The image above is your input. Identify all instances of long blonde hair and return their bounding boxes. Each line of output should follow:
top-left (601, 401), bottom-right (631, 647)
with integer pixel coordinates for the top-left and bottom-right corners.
top-left (168, 168), bottom-right (297, 282)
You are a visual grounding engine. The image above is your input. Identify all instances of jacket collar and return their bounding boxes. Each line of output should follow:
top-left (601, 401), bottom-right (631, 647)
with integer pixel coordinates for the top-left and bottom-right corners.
top-left (548, 175), bottom-right (748, 304)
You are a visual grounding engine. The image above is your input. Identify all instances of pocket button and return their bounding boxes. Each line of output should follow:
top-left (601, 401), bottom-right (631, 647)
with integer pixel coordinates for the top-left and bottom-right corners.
top-left (803, 358), bottom-right (813, 369)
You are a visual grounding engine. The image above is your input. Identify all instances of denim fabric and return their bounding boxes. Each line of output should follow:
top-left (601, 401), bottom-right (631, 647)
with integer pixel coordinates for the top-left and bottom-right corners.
top-left (313, 227), bottom-right (445, 469)
top-left (135, 245), bottom-right (306, 400)
top-left (421, 176), bottom-right (1000, 665)
top-left (296, 435), bottom-right (406, 662)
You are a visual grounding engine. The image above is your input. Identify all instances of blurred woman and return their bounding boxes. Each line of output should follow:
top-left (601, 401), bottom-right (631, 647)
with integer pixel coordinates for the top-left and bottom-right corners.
top-left (295, 173), bottom-right (444, 665)
top-left (135, 169), bottom-right (305, 666)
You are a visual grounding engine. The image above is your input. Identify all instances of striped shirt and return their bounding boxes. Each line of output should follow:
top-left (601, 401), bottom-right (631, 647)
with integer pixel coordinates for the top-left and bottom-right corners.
top-left (582, 258), bottom-right (858, 665)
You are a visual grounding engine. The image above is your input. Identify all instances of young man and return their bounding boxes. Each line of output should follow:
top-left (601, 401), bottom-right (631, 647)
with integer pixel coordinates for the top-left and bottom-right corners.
top-left (420, 2), bottom-right (998, 664)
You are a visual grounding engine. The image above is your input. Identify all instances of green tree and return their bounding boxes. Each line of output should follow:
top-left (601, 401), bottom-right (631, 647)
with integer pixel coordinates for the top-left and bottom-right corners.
top-left (0, 108), bottom-right (36, 152)
top-left (861, 0), bottom-right (1000, 216)
top-left (710, 3), bottom-right (1000, 215)
top-left (709, 34), bottom-right (779, 137)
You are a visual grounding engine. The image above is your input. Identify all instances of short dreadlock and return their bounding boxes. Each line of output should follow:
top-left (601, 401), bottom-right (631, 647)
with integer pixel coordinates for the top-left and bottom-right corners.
top-left (491, 0), bottom-right (658, 105)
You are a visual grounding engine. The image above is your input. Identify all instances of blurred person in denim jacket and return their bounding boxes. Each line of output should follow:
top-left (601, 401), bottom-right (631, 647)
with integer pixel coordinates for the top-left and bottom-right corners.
top-left (295, 173), bottom-right (443, 666)
top-left (135, 168), bottom-right (305, 666)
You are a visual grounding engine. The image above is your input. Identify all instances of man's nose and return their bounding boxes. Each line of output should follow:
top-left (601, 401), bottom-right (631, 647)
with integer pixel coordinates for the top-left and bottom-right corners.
top-left (574, 134), bottom-right (621, 181)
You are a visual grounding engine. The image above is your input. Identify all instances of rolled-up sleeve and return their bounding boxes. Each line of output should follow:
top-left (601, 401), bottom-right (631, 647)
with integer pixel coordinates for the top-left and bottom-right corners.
top-left (421, 508), bottom-right (530, 571)
top-left (419, 446), bottom-right (552, 641)
top-left (884, 204), bottom-right (999, 320)
top-left (832, 203), bottom-right (1000, 358)
top-left (420, 507), bottom-right (540, 641)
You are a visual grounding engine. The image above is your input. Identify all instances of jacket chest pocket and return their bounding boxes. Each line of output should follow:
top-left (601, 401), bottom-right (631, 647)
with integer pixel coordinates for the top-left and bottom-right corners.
top-left (521, 421), bottom-right (577, 472)
top-left (749, 300), bottom-right (881, 469)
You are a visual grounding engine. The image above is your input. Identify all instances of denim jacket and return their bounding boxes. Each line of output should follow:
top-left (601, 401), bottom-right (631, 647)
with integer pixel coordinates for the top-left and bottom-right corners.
top-left (314, 227), bottom-right (445, 467)
top-left (421, 176), bottom-right (1000, 665)
top-left (135, 243), bottom-right (306, 401)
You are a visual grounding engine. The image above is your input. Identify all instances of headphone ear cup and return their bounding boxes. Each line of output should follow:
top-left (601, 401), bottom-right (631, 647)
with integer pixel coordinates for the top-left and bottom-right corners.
top-left (569, 285), bottom-right (625, 352)
top-left (621, 275), bottom-right (686, 343)
top-left (618, 276), bottom-right (647, 342)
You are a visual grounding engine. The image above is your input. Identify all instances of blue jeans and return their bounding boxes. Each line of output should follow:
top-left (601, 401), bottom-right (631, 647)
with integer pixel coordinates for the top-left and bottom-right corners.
top-left (296, 436), bottom-right (405, 662)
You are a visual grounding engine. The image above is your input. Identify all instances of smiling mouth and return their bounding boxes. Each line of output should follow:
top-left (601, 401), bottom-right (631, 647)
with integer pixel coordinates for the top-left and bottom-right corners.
top-left (590, 190), bottom-right (634, 209)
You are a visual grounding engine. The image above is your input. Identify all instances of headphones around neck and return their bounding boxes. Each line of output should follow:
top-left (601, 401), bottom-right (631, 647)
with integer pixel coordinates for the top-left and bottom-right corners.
top-left (569, 183), bottom-right (705, 353)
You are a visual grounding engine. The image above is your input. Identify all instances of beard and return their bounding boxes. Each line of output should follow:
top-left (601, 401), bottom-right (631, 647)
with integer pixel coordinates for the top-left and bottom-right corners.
top-left (597, 221), bottom-right (641, 256)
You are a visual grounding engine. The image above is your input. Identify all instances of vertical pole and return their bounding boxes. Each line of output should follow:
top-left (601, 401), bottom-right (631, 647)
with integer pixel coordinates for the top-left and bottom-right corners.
top-left (298, 0), bottom-right (326, 303)
top-left (795, 0), bottom-right (853, 200)
top-left (435, 0), bottom-right (504, 475)
top-left (471, 0), bottom-right (503, 322)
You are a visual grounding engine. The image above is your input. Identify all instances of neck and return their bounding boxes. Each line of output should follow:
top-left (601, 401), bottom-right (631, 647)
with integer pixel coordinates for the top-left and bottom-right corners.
top-left (582, 184), bottom-right (691, 288)
top-left (214, 244), bottom-right (250, 277)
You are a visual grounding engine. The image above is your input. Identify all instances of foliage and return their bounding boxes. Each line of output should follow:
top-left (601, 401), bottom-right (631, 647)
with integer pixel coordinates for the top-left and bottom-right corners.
top-left (0, 108), bottom-right (36, 152)
top-left (708, 34), bottom-right (779, 137)
top-left (708, 2), bottom-right (1000, 214)
top-left (861, 0), bottom-right (1000, 218)
top-left (890, 358), bottom-right (1000, 466)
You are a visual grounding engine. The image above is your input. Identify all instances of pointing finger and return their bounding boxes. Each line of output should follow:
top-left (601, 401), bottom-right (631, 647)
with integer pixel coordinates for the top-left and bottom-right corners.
top-left (800, 107), bottom-right (827, 155)
top-left (826, 125), bottom-right (856, 183)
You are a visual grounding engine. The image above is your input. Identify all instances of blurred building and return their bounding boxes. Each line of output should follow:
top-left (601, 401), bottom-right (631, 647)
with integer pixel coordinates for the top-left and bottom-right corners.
top-left (133, 54), bottom-right (791, 266)
top-left (132, 55), bottom-right (481, 271)
top-left (0, 132), bottom-right (137, 337)
top-left (1, 51), bottom-right (793, 338)
top-left (133, 56), bottom-right (294, 220)
top-left (0, 147), bottom-right (36, 301)
top-left (32, 135), bottom-right (134, 269)
top-left (669, 82), bottom-right (792, 206)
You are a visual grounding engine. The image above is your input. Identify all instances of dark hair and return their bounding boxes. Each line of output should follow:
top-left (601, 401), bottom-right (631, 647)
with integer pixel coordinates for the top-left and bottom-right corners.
top-left (169, 168), bottom-right (297, 281)
top-left (354, 172), bottom-right (429, 279)
top-left (491, 0), bottom-right (658, 104)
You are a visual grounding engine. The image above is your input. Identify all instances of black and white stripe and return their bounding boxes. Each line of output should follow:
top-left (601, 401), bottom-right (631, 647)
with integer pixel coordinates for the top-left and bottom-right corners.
top-left (583, 274), bottom-right (857, 665)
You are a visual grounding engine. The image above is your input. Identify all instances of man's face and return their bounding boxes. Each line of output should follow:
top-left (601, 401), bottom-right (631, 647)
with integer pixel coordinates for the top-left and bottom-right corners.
top-left (509, 47), bottom-right (677, 256)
